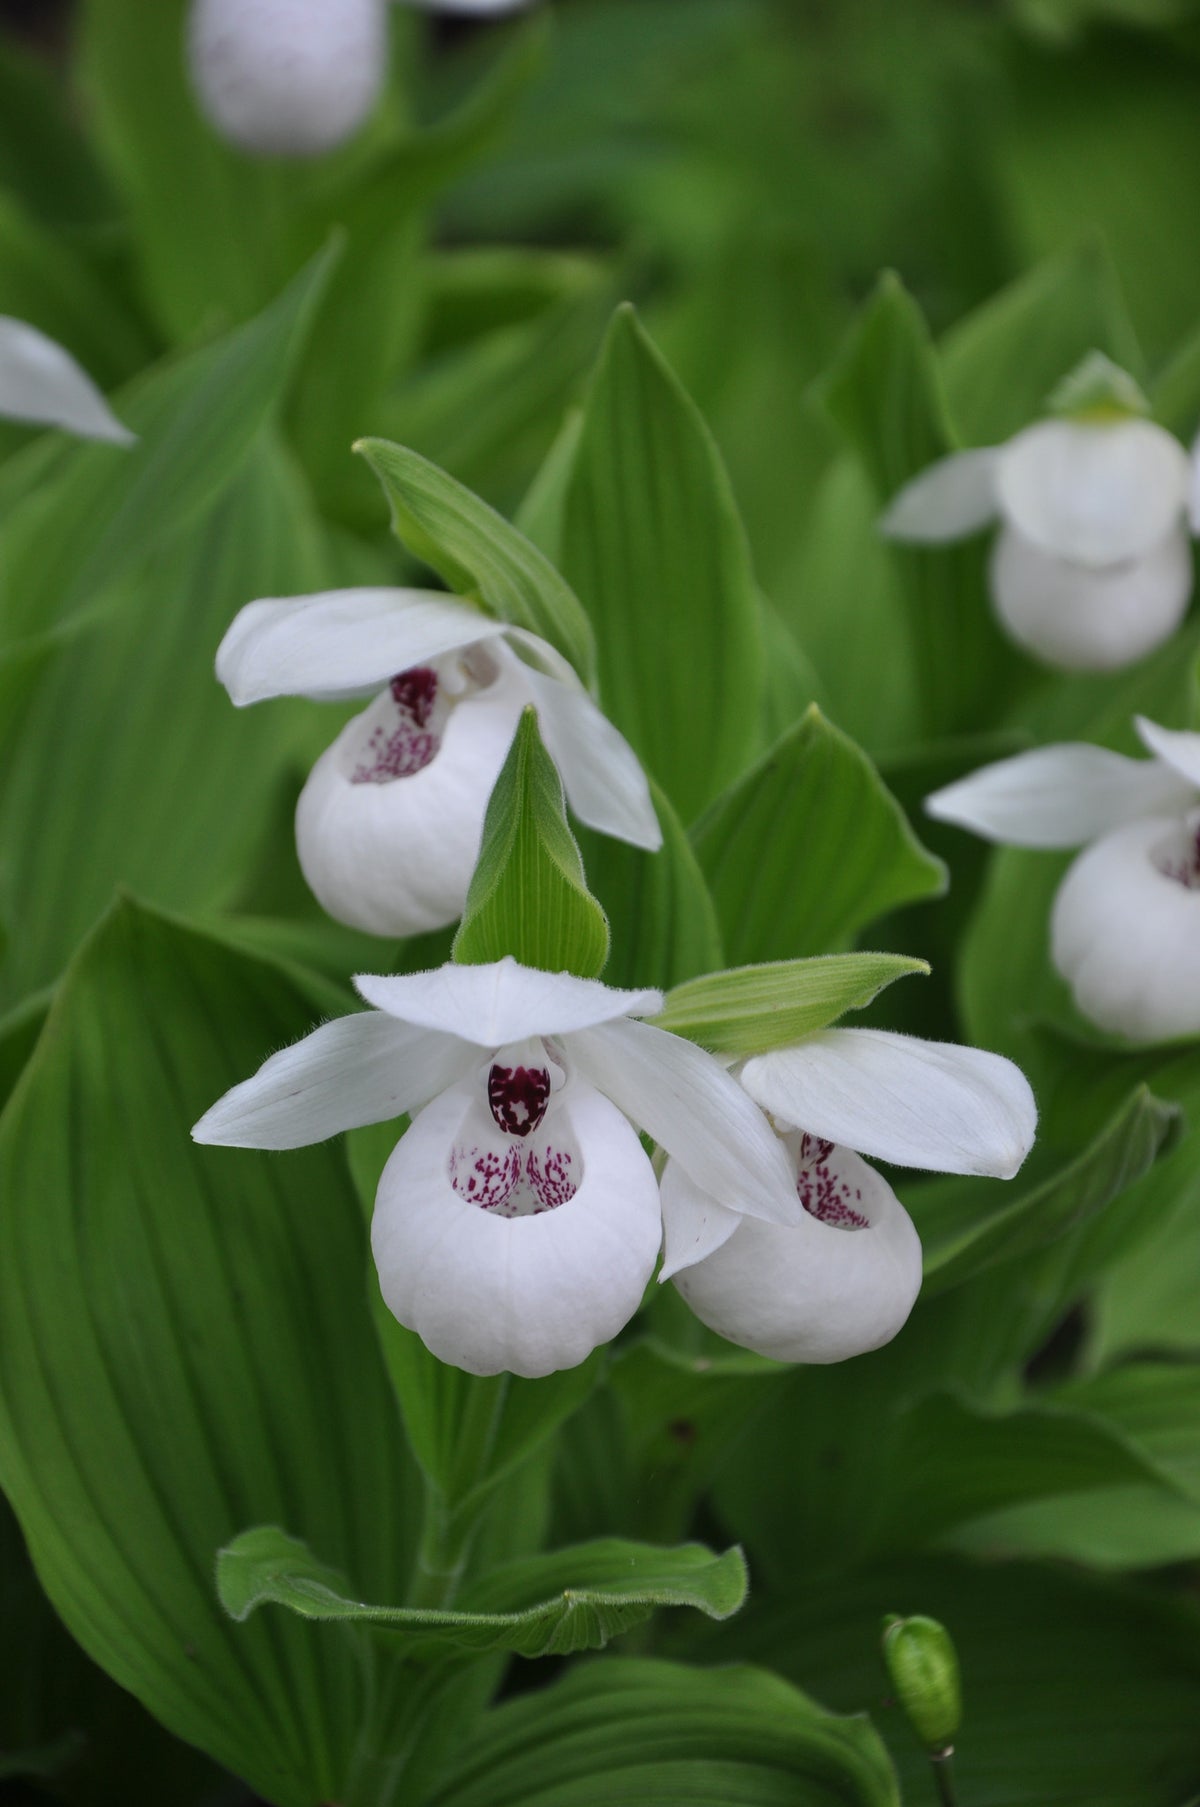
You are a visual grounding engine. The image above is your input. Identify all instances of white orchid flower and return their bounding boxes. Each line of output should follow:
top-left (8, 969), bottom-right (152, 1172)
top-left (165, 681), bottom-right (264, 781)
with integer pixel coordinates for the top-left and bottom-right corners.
top-left (193, 957), bottom-right (801, 1377)
top-left (660, 1029), bottom-right (1036, 1364)
top-left (0, 317), bottom-right (133, 445)
top-left (880, 355), bottom-right (1196, 672)
top-left (188, 0), bottom-right (533, 158)
top-left (215, 586), bottom-right (660, 937)
top-left (928, 718), bottom-right (1200, 1043)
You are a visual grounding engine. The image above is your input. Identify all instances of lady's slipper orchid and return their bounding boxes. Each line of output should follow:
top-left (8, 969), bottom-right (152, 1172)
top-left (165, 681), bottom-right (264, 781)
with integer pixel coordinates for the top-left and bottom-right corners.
top-left (928, 718), bottom-right (1200, 1043)
top-left (880, 355), bottom-right (1197, 671)
top-left (660, 1028), bottom-right (1036, 1364)
top-left (0, 316), bottom-right (133, 444)
top-left (192, 957), bottom-right (801, 1378)
top-left (215, 586), bottom-right (661, 937)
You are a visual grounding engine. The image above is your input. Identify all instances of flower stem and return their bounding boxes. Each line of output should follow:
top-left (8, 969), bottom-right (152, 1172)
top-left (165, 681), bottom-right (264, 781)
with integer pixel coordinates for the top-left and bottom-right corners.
top-left (930, 1749), bottom-right (959, 1807)
top-left (407, 1490), bottom-right (470, 1611)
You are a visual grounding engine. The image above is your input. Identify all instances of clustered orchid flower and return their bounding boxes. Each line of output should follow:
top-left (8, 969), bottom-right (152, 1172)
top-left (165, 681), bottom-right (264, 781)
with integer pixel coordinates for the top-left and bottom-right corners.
top-left (0, 315), bottom-right (134, 445)
top-left (215, 586), bottom-right (660, 937)
top-left (881, 353), bottom-right (1199, 672)
top-left (928, 716), bottom-right (1200, 1042)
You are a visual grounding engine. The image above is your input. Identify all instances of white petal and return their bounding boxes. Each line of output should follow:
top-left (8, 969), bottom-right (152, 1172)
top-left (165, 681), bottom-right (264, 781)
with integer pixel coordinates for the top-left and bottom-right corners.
top-left (0, 317), bottom-right (134, 444)
top-left (878, 448), bottom-right (1000, 542)
top-left (1189, 430), bottom-right (1200, 534)
top-left (191, 1011), bottom-right (475, 1149)
top-left (1134, 716), bottom-right (1200, 792)
top-left (926, 741), bottom-right (1192, 849)
top-left (295, 654), bottom-right (527, 937)
top-left (996, 418), bottom-right (1190, 566)
top-left (400, 0), bottom-right (533, 11)
top-left (187, 0), bottom-right (387, 157)
top-left (370, 1078), bottom-right (661, 1377)
top-left (356, 959), bottom-right (661, 1044)
top-left (567, 1018), bottom-right (800, 1226)
top-left (216, 589), bottom-right (498, 706)
top-left (658, 1162), bottom-right (741, 1282)
top-left (670, 1150), bottom-right (923, 1365)
top-left (990, 524), bottom-right (1192, 672)
top-left (1052, 816), bottom-right (1200, 1042)
top-left (740, 1028), bottom-right (1037, 1179)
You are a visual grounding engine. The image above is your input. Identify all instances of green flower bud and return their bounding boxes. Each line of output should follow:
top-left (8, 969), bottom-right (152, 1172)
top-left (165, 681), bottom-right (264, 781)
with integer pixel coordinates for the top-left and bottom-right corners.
top-left (1045, 350), bottom-right (1149, 423)
top-left (882, 1613), bottom-right (962, 1753)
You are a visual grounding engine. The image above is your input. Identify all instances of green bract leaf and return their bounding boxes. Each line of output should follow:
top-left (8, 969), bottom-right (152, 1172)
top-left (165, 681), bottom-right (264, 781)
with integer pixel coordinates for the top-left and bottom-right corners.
top-left (557, 304), bottom-right (764, 823)
top-left (355, 436), bottom-right (596, 681)
top-left (0, 898), bottom-right (421, 1806)
top-left (692, 705), bottom-right (946, 964)
top-left (453, 707), bottom-right (610, 978)
top-left (429, 1656), bottom-right (900, 1807)
top-left (653, 953), bottom-right (929, 1055)
top-left (218, 1528), bottom-right (747, 1658)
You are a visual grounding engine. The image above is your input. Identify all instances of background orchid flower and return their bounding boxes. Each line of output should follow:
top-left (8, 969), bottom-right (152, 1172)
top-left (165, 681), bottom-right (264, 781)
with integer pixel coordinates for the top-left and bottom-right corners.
top-left (216, 586), bottom-right (660, 937)
top-left (0, 316), bottom-right (134, 445)
top-left (927, 717), bottom-right (1200, 1041)
top-left (880, 354), bottom-right (1197, 671)
top-left (193, 957), bottom-right (800, 1378)
top-left (660, 1028), bottom-right (1036, 1364)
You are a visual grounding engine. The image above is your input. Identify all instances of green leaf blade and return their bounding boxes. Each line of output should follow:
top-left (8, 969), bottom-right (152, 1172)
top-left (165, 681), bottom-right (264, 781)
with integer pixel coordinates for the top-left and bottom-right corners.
top-left (653, 953), bottom-right (929, 1056)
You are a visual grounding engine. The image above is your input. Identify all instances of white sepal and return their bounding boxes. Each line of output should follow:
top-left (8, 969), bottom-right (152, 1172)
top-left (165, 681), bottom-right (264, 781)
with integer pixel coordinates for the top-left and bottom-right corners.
top-left (926, 741), bottom-right (1192, 849)
top-left (989, 523), bottom-right (1192, 671)
top-left (567, 1017), bottom-right (800, 1226)
top-left (669, 1151), bottom-right (923, 1364)
top-left (0, 316), bottom-right (134, 445)
top-left (658, 1163), bottom-right (740, 1282)
top-left (507, 662), bottom-right (661, 852)
top-left (995, 417), bottom-right (1191, 567)
top-left (1134, 716), bottom-right (1200, 792)
top-left (370, 1079), bottom-right (661, 1377)
top-left (356, 956), bottom-right (661, 1045)
top-left (1051, 817), bottom-right (1200, 1042)
top-left (191, 1010), bottom-right (476, 1149)
top-left (1189, 430), bottom-right (1200, 535)
top-left (188, 0), bottom-right (387, 157)
top-left (879, 449), bottom-right (1000, 542)
top-left (741, 1028), bottom-right (1036, 1179)
top-left (216, 588), bottom-right (497, 705)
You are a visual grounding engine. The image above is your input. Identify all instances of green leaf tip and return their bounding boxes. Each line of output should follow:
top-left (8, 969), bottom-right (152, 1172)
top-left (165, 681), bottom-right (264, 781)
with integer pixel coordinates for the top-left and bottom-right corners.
top-left (453, 706), bottom-right (610, 979)
top-left (654, 953), bottom-right (929, 1055)
top-left (1046, 349), bottom-right (1150, 422)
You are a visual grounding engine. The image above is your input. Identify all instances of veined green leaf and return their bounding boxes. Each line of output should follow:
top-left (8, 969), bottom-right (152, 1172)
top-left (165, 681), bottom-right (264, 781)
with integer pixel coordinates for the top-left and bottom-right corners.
top-left (691, 704), bottom-right (946, 964)
top-left (355, 436), bottom-right (596, 681)
top-left (218, 1527), bottom-right (746, 1658)
top-left (453, 707), bottom-right (609, 978)
top-left (653, 953), bottom-right (928, 1055)
top-left (557, 304), bottom-right (764, 823)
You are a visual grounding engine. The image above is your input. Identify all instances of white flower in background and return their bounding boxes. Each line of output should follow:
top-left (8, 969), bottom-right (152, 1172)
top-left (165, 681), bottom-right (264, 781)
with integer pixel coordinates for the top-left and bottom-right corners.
top-left (927, 717), bottom-right (1200, 1042)
top-left (193, 957), bottom-right (801, 1378)
top-left (881, 354), bottom-right (1197, 672)
top-left (660, 1028), bottom-right (1036, 1364)
top-left (216, 587), bottom-right (660, 937)
top-left (188, 0), bottom-right (534, 158)
top-left (0, 317), bottom-right (133, 445)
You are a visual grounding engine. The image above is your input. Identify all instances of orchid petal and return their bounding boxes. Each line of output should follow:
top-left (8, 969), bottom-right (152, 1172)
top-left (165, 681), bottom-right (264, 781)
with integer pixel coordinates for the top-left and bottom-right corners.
top-left (356, 957), bottom-right (661, 1045)
top-left (191, 1011), bottom-right (475, 1149)
top-left (658, 1164), bottom-right (741, 1281)
top-left (1134, 716), bottom-right (1200, 792)
top-left (371, 1078), bottom-right (661, 1377)
top-left (879, 449), bottom-right (1000, 542)
top-left (1052, 817), bottom-right (1200, 1042)
top-left (520, 665), bottom-right (662, 852)
top-left (216, 588), bottom-right (499, 705)
top-left (996, 418), bottom-right (1190, 566)
top-left (741, 1028), bottom-right (1036, 1179)
top-left (0, 316), bottom-right (134, 445)
top-left (990, 524), bottom-right (1191, 671)
top-left (567, 1017), bottom-right (800, 1226)
top-left (926, 741), bottom-right (1192, 849)
top-left (295, 654), bottom-right (527, 937)
top-left (1189, 431), bottom-right (1200, 534)
top-left (670, 1150), bottom-right (923, 1364)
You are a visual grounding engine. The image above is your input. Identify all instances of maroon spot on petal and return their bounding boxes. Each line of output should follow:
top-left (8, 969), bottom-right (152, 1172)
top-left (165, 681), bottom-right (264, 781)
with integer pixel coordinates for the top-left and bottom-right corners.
top-left (488, 1063), bottom-right (552, 1137)
top-left (799, 1132), bottom-right (835, 1168)
top-left (449, 1142), bottom-right (520, 1209)
top-left (527, 1144), bottom-right (577, 1210)
top-left (390, 665), bottom-right (438, 727)
top-left (351, 666), bottom-right (442, 784)
top-left (797, 1156), bottom-right (869, 1231)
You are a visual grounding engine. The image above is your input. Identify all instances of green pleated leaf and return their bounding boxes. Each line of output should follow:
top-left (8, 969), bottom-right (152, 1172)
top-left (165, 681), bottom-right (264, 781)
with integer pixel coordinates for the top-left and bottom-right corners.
top-left (453, 707), bottom-right (609, 978)
top-left (0, 898), bottom-right (422, 1807)
top-left (428, 1657), bottom-right (900, 1807)
top-left (557, 304), bottom-right (765, 824)
top-left (691, 705), bottom-right (946, 965)
top-left (355, 436), bottom-right (596, 681)
top-left (652, 953), bottom-right (928, 1055)
top-left (219, 1528), bottom-right (746, 1658)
